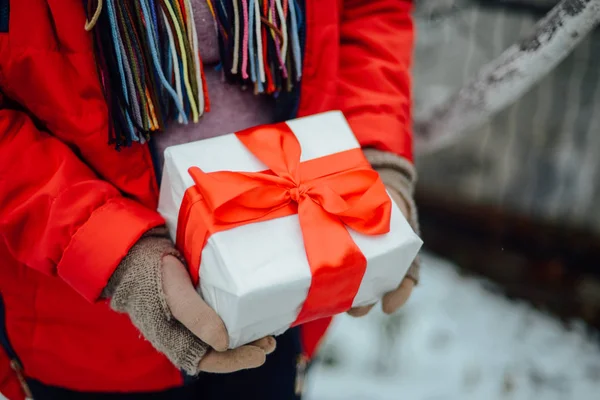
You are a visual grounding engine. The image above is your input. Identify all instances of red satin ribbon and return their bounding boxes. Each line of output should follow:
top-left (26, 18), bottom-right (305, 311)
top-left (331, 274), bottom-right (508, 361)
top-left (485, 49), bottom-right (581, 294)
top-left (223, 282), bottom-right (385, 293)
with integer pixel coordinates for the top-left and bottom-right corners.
top-left (176, 122), bottom-right (392, 326)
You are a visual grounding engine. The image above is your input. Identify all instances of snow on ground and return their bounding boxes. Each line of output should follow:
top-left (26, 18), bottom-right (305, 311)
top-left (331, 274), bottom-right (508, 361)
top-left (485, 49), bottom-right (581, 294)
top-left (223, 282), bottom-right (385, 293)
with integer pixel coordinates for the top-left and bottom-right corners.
top-left (305, 253), bottom-right (600, 400)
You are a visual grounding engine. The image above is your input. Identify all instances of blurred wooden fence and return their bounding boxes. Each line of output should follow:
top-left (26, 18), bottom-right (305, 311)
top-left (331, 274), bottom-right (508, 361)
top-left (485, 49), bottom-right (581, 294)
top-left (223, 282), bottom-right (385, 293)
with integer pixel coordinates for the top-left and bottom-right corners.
top-left (413, 0), bottom-right (600, 326)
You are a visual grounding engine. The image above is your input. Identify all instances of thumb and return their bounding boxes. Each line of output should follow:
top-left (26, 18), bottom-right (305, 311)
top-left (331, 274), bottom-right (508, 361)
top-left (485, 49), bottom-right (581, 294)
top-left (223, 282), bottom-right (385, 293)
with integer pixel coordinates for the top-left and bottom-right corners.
top-left (161, 255), bottom-right (229, 351)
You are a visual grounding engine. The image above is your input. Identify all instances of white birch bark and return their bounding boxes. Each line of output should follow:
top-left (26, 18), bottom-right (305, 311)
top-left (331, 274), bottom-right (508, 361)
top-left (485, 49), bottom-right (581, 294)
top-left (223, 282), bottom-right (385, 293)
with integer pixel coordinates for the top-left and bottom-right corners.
top-left (415, 0), bottom-right (600, 153)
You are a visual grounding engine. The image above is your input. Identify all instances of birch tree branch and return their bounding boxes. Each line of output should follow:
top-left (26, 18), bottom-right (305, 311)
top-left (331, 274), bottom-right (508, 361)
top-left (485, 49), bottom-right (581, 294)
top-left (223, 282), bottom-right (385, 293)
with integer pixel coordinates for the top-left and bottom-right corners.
top-left (415, 0), bottom-right (600, 153)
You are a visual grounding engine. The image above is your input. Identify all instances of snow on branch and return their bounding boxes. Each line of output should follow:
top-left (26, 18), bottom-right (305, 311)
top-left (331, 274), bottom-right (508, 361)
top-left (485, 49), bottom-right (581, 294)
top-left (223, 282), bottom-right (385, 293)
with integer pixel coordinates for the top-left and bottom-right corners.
top-left (415, 0), bottom-right (600, 153)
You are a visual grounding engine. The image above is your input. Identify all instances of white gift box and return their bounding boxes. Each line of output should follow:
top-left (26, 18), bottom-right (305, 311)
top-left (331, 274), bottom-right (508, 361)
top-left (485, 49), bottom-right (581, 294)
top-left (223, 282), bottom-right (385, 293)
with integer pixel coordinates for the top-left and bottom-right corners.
top-left (158, 111), bottom-right (423, 348)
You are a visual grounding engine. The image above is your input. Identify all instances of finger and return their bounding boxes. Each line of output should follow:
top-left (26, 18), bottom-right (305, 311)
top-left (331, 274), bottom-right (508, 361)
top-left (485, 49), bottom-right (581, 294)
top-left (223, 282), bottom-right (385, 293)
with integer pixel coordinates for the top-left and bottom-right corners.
top-left (347, 304), bottom-right (375, 318)
top-left (198, 346), bottom-right (267, 373)
top-left (382, 278), bottom-right (415, 315)
top-left (250, 336), bottom-right (277, 355)
top-left (162, 255), bottom-right (229, 351)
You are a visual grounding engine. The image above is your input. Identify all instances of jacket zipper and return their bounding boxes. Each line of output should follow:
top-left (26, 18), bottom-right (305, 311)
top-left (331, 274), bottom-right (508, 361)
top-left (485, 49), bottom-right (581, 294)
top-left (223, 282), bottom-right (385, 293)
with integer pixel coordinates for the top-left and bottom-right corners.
top-left (0, 294), bottom-right (33, 398)
top-left (10, 360), bottom-right (33, 399)
top-left (294, 353), bottom-right (308, 395)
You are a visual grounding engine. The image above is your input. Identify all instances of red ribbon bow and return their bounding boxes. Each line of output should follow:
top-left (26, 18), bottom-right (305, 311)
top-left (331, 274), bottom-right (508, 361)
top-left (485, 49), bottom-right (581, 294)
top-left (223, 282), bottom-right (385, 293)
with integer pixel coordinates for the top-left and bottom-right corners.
top-left (179, 122), bottom-right (392, 325)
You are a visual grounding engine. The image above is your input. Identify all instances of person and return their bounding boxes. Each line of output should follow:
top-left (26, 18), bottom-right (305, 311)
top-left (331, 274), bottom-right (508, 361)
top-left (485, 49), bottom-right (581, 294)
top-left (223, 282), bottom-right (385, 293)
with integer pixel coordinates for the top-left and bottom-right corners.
top-left (0, 0), bottom-right (419, 398)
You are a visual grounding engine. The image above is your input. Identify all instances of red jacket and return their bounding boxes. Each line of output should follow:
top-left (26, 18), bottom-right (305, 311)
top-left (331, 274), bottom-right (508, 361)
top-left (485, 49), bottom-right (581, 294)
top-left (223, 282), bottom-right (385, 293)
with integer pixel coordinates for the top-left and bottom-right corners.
top-left (0, 0), bottom-right (414, 397)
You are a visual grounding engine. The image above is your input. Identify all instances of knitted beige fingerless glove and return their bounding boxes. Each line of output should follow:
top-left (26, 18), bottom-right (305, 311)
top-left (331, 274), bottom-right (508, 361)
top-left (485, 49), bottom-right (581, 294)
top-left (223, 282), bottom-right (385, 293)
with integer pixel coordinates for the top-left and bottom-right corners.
top-left (102, 227), bottom-right (208, 375)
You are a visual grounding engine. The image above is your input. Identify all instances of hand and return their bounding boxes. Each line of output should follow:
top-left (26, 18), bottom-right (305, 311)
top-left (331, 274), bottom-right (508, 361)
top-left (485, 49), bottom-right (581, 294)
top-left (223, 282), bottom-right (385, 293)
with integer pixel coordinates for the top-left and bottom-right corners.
top-left (347, 189), bottom-right (416, 317)
top-left (104, 229), bottom-right (275, 375)
top-left (162, 255), bottom-right (276, 373)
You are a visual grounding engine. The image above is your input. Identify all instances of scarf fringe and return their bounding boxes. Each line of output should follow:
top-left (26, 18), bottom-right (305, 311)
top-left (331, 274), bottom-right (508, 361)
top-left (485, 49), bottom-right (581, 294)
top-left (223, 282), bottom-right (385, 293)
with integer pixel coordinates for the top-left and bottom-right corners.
top-left (85, 0), bottom-right (207, 149)
top-left (206, 0), bottom-right (303, 96)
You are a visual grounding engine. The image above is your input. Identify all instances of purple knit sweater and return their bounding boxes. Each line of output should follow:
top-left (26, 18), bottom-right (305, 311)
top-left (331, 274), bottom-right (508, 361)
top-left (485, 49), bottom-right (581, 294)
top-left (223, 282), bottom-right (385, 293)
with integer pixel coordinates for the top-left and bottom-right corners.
top-left (153, 0), bottom-right (274, 166)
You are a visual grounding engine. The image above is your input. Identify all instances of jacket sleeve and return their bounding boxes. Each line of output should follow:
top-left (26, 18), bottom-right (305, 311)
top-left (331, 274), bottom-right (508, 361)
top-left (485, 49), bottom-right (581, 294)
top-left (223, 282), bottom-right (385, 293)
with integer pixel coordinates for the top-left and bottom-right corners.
top-left (0, 108), bottom-right (165, 302)
top-left (337, 0), bottom-right (415, 161)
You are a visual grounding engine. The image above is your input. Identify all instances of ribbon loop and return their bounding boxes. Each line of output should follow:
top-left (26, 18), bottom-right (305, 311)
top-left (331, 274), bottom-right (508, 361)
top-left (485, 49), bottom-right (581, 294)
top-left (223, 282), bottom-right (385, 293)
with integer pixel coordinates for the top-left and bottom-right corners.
top-left (236, 122), bottom-right (302, 181)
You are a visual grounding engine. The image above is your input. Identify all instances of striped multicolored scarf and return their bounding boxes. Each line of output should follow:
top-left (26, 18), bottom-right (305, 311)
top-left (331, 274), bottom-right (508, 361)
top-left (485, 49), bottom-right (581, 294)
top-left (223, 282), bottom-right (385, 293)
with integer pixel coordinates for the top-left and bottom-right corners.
top-left (85, 0), bottom-right (208, 148)
top-left (84, 0), bottom-right (303, 149)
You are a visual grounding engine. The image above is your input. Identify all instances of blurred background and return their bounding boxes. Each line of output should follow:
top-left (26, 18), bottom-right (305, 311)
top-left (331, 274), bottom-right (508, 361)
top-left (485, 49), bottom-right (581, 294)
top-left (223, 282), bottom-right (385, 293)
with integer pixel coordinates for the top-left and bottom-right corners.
top-left (306, 1), bottom-right (600, 398)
